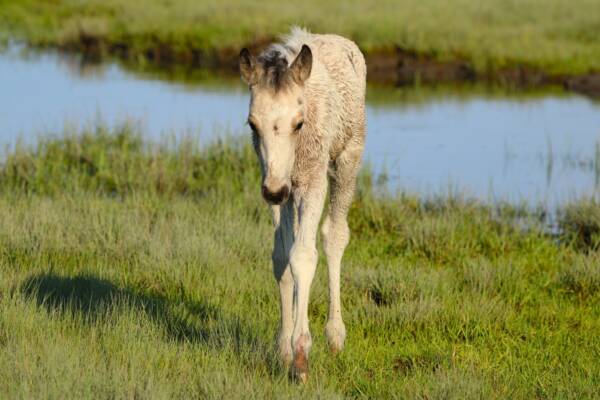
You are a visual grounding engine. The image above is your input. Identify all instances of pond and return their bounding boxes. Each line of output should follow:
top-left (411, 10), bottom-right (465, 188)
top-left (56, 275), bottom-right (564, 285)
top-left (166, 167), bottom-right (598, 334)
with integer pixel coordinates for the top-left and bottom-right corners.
top-left (2, 45), bottom-right (600, 208)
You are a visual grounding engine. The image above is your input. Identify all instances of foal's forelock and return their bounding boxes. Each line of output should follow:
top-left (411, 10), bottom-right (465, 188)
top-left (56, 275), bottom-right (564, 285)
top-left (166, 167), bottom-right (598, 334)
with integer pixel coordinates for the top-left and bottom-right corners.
top-left (240, 43), bottom-right (312, 92)
top-left (256, 49), bottom-right (295, 92)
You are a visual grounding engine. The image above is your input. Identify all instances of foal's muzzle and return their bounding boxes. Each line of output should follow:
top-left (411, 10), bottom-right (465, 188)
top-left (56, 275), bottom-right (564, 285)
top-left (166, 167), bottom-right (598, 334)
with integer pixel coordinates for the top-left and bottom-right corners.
top-left (262, 184), bottom-right (290, 205)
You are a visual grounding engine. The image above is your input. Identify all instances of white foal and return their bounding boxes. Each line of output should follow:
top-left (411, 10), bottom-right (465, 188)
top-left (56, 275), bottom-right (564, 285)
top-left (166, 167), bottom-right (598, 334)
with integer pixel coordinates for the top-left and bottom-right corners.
top-left (239, 27), bottom-right (366, 382)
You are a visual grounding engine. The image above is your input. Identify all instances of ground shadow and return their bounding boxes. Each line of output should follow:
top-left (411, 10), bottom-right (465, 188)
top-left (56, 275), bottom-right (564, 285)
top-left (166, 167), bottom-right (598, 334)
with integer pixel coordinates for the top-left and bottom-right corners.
top-left (20, 272), bottom-right (282, 375)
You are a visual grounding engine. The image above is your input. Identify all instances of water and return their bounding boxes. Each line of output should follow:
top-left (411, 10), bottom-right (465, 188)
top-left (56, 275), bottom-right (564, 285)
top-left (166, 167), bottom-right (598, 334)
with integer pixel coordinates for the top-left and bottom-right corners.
top-left (2, 45), bottom-right (600, 207)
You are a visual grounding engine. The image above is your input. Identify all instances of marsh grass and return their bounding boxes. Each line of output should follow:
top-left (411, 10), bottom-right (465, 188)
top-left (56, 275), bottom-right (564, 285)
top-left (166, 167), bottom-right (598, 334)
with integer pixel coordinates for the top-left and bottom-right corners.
top-left (0, 124), bottom-right (599, 398)
top-left (559, 198), bottom-right (600, 250)
top-left (2, 0), bottom-right (600, 76)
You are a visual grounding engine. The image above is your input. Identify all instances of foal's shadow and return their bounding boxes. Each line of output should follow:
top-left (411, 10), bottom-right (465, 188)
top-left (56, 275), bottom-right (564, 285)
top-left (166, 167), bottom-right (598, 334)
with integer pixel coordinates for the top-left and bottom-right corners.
top-left (20, 272), bottom-right (280, 373)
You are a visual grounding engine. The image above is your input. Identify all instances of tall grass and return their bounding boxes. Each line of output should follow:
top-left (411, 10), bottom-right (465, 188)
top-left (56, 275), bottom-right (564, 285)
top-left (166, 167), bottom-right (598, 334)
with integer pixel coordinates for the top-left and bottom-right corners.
top-left (0, 124), bottom-right (599, 398)
top-left (2, 0), bottom-right (600, 75)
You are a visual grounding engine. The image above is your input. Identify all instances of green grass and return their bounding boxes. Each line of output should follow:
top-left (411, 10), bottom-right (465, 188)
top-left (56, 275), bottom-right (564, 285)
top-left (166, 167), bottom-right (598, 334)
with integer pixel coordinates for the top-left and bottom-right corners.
top-left (1, 0), bottom-right (600, 76)
top-left (1, 123), bottom-right (599, 398)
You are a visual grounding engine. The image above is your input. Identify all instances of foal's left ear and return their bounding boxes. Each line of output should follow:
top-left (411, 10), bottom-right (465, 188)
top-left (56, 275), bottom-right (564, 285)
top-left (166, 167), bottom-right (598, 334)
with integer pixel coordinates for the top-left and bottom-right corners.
top-left (290, 44), bottom-right (312, 85)
top-left (239, 48), bottom-right (257, 85)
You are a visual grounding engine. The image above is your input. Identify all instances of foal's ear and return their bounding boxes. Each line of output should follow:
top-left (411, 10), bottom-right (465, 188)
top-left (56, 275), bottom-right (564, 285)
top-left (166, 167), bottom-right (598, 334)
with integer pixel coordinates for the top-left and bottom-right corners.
top-left (239, 48), bottom-right (257, 85)
top-left (290, 44), bottom-right (312, 85)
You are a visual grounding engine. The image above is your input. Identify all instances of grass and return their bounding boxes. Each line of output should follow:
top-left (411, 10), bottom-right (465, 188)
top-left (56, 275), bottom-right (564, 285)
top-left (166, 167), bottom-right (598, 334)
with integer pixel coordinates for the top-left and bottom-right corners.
top-left (1, 0), bottom-right (600, 77)
top-left (1, 123), bottom-right (599, 398)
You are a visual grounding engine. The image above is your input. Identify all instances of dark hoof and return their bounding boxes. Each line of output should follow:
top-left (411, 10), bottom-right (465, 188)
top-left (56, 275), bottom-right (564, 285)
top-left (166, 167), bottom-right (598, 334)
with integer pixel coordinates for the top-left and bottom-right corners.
top-left (292, 349), bottom-right (309, 384)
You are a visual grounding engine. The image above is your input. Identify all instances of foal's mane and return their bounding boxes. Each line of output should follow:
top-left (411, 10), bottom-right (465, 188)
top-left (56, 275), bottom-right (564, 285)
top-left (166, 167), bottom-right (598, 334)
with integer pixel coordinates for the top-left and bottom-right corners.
top-left (256, 27), bottom-right (311, 92)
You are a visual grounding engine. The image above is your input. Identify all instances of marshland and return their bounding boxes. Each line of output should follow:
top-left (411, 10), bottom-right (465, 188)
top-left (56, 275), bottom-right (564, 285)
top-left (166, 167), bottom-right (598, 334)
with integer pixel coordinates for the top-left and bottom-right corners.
top-left (1, 1), bottom-right (599, 398)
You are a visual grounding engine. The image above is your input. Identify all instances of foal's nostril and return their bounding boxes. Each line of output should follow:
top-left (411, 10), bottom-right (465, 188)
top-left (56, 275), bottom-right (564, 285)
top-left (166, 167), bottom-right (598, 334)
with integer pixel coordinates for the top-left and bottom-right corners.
top-left (261, 185), bottom-right (269, 199)
top-left (262, 185), bottom-right (290, 205)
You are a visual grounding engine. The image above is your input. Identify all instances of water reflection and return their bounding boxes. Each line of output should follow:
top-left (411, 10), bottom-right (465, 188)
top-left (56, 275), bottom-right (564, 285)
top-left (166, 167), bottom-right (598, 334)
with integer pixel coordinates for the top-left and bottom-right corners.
top-left (1, 45), bottom-right (600, 207)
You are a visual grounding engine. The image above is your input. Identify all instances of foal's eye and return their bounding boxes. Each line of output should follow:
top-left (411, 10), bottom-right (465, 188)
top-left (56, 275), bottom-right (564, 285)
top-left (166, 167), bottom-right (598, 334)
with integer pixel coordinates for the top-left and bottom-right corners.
top-left (294, 121), bottom-right (304, 132)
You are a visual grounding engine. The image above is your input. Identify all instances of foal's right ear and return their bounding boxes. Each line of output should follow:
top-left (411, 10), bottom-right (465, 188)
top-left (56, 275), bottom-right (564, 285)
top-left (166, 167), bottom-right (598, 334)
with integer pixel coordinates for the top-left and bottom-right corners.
top-left (239, 48), bottom-right (257, 85)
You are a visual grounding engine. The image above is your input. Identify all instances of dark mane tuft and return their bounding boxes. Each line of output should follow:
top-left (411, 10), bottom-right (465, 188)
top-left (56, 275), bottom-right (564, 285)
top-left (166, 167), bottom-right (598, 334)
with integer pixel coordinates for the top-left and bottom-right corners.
top-left (257, 49), bottom-right (292, 91)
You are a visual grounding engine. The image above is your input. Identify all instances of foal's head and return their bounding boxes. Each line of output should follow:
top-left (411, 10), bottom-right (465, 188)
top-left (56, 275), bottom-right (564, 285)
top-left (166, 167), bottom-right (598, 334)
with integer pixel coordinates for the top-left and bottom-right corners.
top-left (239, 45), bottom-right (312, 205)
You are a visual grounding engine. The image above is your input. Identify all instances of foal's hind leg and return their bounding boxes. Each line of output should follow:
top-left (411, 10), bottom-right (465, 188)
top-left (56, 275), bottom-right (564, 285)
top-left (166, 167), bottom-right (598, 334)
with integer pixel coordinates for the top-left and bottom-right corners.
top-left (321, 141), bottom-right (363, 353)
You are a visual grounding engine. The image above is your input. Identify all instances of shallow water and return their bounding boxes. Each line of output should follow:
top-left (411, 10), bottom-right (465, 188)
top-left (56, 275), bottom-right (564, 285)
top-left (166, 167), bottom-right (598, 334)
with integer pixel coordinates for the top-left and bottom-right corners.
top-left (2, 46), bottom-right (600, 207)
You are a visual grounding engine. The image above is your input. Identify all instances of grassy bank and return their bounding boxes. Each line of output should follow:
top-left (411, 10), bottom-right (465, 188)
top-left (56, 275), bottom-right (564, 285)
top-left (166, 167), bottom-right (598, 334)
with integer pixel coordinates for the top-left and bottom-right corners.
top-left (1, 124), bottom-right (599, 398)
top-left (1, 0), bottom-right (600, 80)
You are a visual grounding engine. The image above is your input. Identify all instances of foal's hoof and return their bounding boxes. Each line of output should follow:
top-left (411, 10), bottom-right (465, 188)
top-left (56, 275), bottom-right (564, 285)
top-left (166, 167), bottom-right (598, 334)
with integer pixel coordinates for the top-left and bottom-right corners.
top-left (278, 342), bottom-right (293, 367)
top-left (292, 350), bottom-right (309, 384)
top-left (327, 334), bottom-right (345, 354)
top-left (325, 320), bottom-right (346, 354)
top-left (329, 343), bottom-right (343, 355)
top-left (281, 353), bottom-right (293, 367)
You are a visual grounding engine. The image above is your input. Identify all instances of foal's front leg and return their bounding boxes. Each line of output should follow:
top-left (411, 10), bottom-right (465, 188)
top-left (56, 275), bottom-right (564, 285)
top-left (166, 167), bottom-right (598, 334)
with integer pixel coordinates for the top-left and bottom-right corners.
top-left (289, 175), bottom-right (327, 382)
top-left (271, 202), bottom-right (295, 365)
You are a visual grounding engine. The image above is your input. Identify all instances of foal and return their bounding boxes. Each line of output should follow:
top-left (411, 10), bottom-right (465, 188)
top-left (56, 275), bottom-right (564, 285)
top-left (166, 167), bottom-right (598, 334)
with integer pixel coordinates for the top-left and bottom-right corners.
top-left (239, 27), bottom-right (366, 382)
